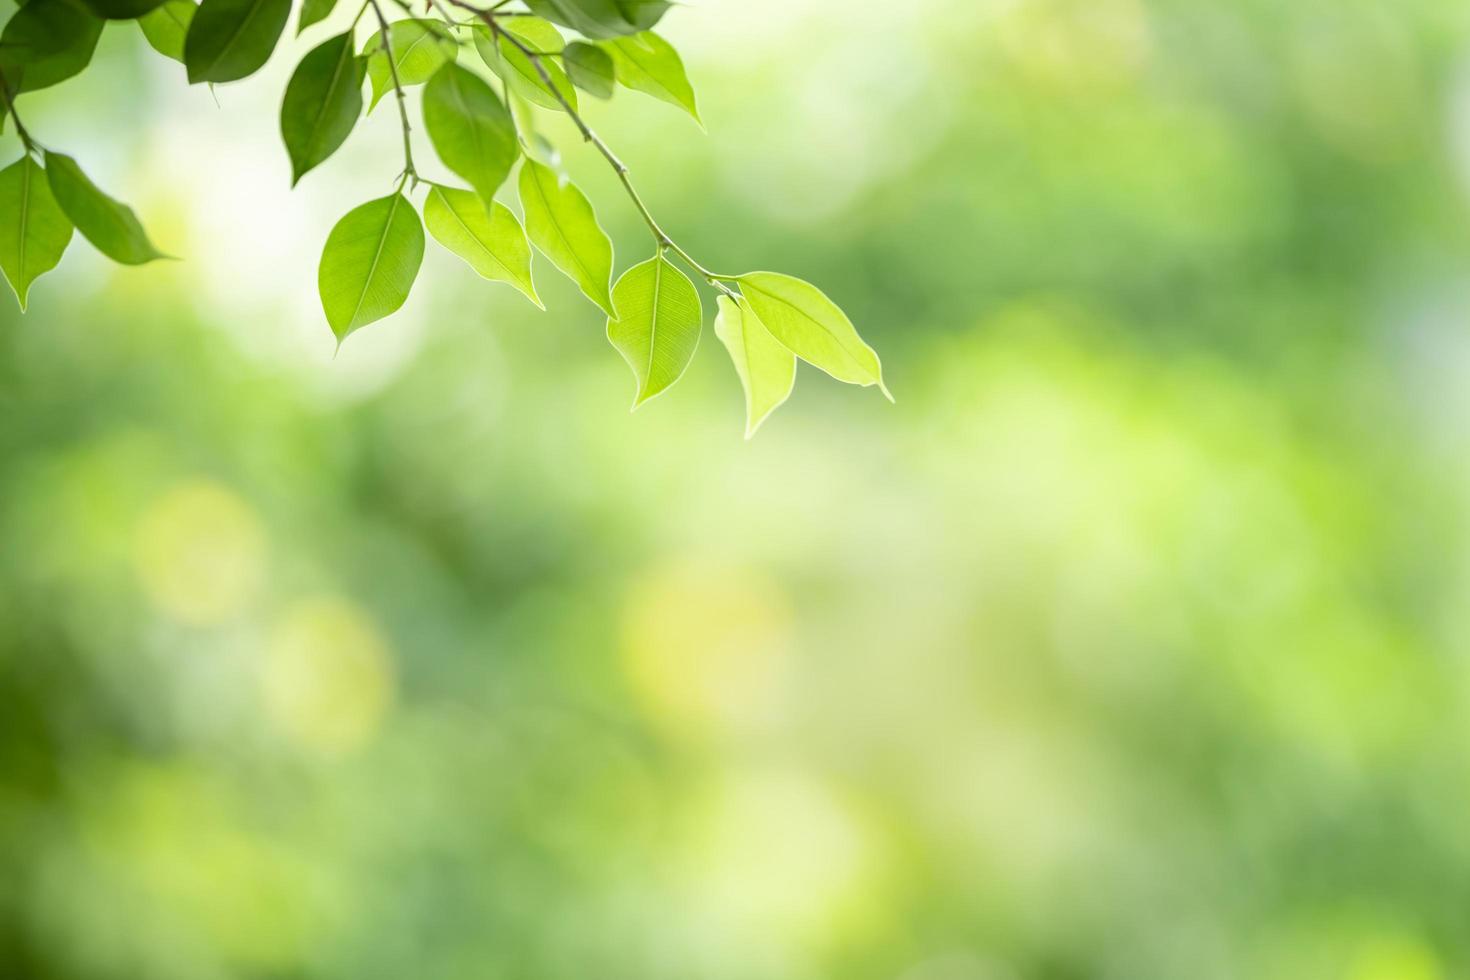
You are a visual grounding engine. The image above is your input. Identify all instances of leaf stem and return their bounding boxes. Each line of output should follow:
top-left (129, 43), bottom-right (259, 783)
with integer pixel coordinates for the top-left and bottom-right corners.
top-left (0, 81), bottom-right (38, 155)
top-left (369, 0), bottom-right (418, 186)
top-left (443, 0), bottom-right (737, 295)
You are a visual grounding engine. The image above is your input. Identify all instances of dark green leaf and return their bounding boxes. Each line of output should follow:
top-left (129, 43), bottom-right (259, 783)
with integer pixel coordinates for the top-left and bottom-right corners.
top-left (296, 0), bottom-right (334, 34)
top-left (137, 0), bottom-right (196, 62)
top-left (0, 0), bottom-right (103, 95)
top-left (562, 40), bottom-right (613, 99)
top-left (524, 0), bottom-right (637, 39)
top-left (45, 151), bottom-right (168, 265)
top-left (422, 62), bottom-right (519, 207)
top-left (0, 155), bottom-right (73, 310)
top-left (318, 192), bottom-right (424, 341)
top-left (183, 0), bottom-right (290, 84)
top-left (280, 30), bottom-right (364, 185)
top-left (518, 158), bottom-right (614, 316)
top-left (607, 254), bottom-right (701, 406)
top-left (362, 18), bottom-right (454, 111)
top-left (79, 0), bottom-right (166, 19)
top-left (424, 184), bottom-right (541, 309)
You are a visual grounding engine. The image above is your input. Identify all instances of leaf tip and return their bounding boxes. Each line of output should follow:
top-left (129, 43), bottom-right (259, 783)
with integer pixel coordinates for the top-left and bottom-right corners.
top-left (878, 378), bottom-right (895, 404)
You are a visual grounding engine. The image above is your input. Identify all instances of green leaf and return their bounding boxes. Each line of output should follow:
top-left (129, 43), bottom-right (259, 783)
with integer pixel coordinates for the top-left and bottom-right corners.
top-left (137, 0), bottom-right (197, 63)
top-left (422, 62), bottom-right (519, 207)
top-left (607, 254), bottom-right (701, 407)
top-left (424, 185), bottom-right (541, 309)
top-left (0, 0), bottom-right (103, 95)
top-left (0, 155), bottom-right (73, 311)
top-left (280, 30), bottom-right (364, 185)
top-left (601, 31), bottom-right (699, 124)
top-left (562, 40), bottom-right (613, 99)
top-left (79, 0), bottom-right (166, 19)
top-left (363, 18), bottom-right (454, 112)
top-left (183, 0), bottom-right (291, 84)
top-left (524, 0), bottom-right (637, 39)
top-left (518, 159), bottom-right (614, 316)
top-left (474, 18), bottom-right (577, 114)
top-left (296, 0), bottom-right (334, 34)
top-left (318, 192), bottom-right (425, 341)
top-left (735, 272), bottom-right (889, 397)
top-left (45, 151), bottom-right (168, 266)
top-left (614, 0), bottom-right (667, 30)
top-left (714, 294), bottom-right (795, 438)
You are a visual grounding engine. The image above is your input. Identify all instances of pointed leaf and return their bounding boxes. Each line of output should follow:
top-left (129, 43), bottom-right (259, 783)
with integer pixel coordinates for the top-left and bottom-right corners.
top-left (45, 151), bottom-right (167, 266)
top-left (425, 185), bottom-right (541, 309)
top-left (614, 0), bottom-right (668, 31)
top-left (714, 294), bottom-right (795, 437)
top-left (601, 31), bottom-right (699, 124)
top-left (563, 40), bottom-right (613, 99)
top-left (422, 62), bottom-right (519, 207)
top-left (607, 254), bottom-right (701, 406)
top-left (318, 192), bottom-right (425, 340)
top-left (0, 155), bottom-right (73, 310)
top-left (184, 0), bottom-right (291, 84)
top-left (137, 0), bottom-right (197, 63)
top-left (363, 18), bottom-right (454, 111)
top-left (524, 0), bottom-right (636, 39)
top-left (79, 0), bottom-right (166, 18)
top-left (280, 30), bottom-right (364, 185)
top-left (0, 0), bottom-right (103, 94)
top-left (474, 18), bottom-right (576, 113)
top-left (296, 0), bottom-right (335, 34)
top-left (518, 159), bottom-right (613, 316)
top-left (736, 272), bottom-right (888, 396)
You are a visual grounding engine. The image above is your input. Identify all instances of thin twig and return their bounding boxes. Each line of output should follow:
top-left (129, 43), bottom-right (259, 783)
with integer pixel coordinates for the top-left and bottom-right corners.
top-left (369, 0), bottom-right (418, 185)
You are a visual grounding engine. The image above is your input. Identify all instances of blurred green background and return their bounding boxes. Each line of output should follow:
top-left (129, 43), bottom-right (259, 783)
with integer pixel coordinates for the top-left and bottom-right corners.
top-left (6, 0), bottom-right (1470, 976)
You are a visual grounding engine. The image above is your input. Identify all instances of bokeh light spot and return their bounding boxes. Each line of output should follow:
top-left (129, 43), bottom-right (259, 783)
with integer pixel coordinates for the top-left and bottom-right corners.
top-left (133, 479), bottom-right (266, 625)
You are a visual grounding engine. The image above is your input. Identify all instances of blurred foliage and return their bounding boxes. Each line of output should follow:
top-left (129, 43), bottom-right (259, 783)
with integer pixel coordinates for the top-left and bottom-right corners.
top-left (6, 0), bottom-right (1470, 977)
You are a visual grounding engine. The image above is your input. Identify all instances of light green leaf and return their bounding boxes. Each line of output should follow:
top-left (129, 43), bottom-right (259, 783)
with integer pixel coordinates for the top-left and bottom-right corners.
top-left (280, 30), bottom-right (364, 185)
top-left (474, 18), bottom-right (576, 114)
top-left (424, 185), bottom-right (542, 309)
top-left (0, 0), bottom-right (103, 94)
top-left (614, 0), bottom-right (668, 31)
top-left (736, 272), bottom-right (889, 397)
top-left (318, 192), bottom-right (425, 341)
top-left (714, 294), bottom-right (796, 437)
top-left (422, 62), bottom-right (519, 207)
top-left (45, 151), bottom-right (168, 266)
top-left (137, 0), bottom-right (196, 63)
top-left (601, 31), bottom-right (699, 124)
top-left (184, 0), bottom-right (291, 84)
top-left (607, 254), bottom-right (701, 407)
top-left (562, 40), bottom-right (613, 99)
top-left (0, 155), bottom-right (73, 311)
top-left (296, 0), bottom-right (334, 34)
top-left (363, 18), bottom-right (455, 111)
top-left (518, 159), bottom-right (614, 316)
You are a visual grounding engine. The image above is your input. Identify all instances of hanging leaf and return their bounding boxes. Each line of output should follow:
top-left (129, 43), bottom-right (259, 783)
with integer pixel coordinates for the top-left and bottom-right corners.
top-left (79, 0), bottom-right (167, 19)
top-left (137, 0), bottom-right (197, 63)
top-left (0, 155), bottom-right (73, 310)
top-left (296, 0), bottom-right (334, 34)
top-left (318, 192), bottom-right (425, 341)
top-left (184, 0), bottom-right (291, 84)
top-left (45, 151), bottom-right (168, 265)
top-left (524, 0), bottom-right (636, 39)
top-left (562, 41), bottom-right (613, 99)
top-left (0, 0), bottom-right (104, 95)
top-left (424, 185), bottom-right (542, 309)
top-left (518, 159), bottom-right (614, 316)
top-left (607, 253), bottom-right (701, 407)
top-left (280, 30), bottom-right (364, 186)
top-left (713, 294), bottom-right (795, 437)
top-left (614, 0), bottom-right (668, 31)
top-left (422, 62), bottom-right (519, 207)
top-left (363, 18), bottom-right (455, 111)
top-left (735, 272), bottom-right (888, 397)
top-left (474, 18), bottom-right (577, 114)
top-left (600, 31), bottom-right (699, 124)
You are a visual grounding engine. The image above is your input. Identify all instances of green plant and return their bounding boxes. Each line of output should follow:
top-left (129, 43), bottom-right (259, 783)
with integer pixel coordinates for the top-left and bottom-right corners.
top-left (0, 0), bottom-right (890, 433)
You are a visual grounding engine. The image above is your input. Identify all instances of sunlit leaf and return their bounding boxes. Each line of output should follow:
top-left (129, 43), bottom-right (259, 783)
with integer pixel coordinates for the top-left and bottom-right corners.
top-left (474, 18), bottom-right (577, 113)
top-left (137, 0), bottom-right (196, 63)
top-left (607, 253), bottom-right (701, 406)
top-left (184, 0), bottom-right (291, 84)
top-left (562, 40), bottom-right (613, 99)
top-left (318, 192), bottom-right (424, 341)
top-left (714, 294), bottom-right (795, 437)
top-left (614, 0), bottom-right (668, 31)
top-left (518, 158), bottom-right (614, 316)
top-left (524, 0), bottom-right (637, 39)
top-left (280, 30), bottom-right (364, 185)
top-left (422, 62), bottom-right (519, 207)
top-left (0, 0), bottom-right (103, 94)
top-left (424, 184), bottom-right (542, 309)
top-left (601, 31), bottom-right (699, 124)
top-left (296, 0), bottom-right (334, 34)
top-left (0, 155), bottom-right (73, 310)
top-left (363, 18), bottom-right (455, 112)
top-left (736, 272), bottom-right (889, 397)
top-left (45, 151), bottom-right (168, 266)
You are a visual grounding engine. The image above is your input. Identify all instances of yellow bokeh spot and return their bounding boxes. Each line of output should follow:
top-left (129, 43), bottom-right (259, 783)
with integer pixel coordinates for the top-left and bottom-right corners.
top-left (620, 562), bottom-right (794, 740)
top-left (997, 0), bottom-right (1153, 91)
top-left (1349, 935), bottom-right (1442, 980)
top-left (262, 597), bottom-right (395, 755)
top-left (133, 479), bottom-right (266, 625)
